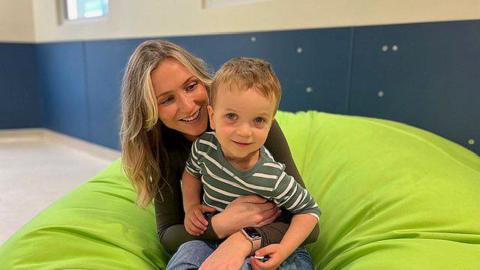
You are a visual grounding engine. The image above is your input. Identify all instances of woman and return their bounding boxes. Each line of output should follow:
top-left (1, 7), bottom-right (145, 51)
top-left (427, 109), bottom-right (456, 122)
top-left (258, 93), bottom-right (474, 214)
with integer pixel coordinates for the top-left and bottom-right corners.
top-left (120, 40), bottom-right (319, 269)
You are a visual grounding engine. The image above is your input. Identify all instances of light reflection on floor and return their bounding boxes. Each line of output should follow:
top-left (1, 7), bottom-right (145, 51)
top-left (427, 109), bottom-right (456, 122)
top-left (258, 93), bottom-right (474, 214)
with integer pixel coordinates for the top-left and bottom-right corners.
top-left (0, 131), bottom-right (119, 244)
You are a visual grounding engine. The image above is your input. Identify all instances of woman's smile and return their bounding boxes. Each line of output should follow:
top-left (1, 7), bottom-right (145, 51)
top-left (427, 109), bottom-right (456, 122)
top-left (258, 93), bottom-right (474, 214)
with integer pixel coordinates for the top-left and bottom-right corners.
top-left (180, 107), bottom-right (202, 122)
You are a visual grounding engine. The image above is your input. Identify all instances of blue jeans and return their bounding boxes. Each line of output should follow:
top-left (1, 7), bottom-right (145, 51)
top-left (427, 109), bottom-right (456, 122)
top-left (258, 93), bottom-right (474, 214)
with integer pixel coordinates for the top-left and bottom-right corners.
top-left (167, 240), bottom-right (314, 270)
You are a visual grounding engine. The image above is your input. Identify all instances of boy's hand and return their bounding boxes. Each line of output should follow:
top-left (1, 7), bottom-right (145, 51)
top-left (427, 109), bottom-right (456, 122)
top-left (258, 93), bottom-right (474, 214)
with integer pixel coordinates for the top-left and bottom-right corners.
top-left (250, 244), bottom-right (289, 270)
top-left (184, 204), bottom-right (216, 236)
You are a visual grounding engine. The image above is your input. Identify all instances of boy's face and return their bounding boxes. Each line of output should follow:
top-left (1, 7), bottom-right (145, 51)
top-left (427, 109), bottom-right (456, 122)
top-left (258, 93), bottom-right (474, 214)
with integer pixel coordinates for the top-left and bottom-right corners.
top-left (208, 87), bottom-right (276, 161)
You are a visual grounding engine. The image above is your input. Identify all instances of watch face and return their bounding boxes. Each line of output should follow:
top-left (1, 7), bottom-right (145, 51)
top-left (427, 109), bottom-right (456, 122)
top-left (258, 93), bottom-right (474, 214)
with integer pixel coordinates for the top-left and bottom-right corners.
top-left (244, 227), bottom-right (261, 238)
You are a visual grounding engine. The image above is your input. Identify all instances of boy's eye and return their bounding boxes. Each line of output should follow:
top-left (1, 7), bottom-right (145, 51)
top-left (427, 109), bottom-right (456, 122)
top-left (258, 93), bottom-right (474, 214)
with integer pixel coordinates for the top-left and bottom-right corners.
top-left (254, 117), bottom-right (266, 124)
top-left (225, 113), bottom-right (238, 121)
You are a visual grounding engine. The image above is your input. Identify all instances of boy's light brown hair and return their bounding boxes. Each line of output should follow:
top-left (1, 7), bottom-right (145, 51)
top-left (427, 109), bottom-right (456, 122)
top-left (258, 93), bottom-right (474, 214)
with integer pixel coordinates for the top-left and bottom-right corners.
top-left (210, 57), bottom-right (282, 115)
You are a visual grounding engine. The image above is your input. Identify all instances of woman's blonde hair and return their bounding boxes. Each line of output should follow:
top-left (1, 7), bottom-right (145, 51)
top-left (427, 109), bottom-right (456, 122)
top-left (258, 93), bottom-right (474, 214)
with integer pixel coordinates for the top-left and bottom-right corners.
top-left (121, 40), bottom-right (212, 207)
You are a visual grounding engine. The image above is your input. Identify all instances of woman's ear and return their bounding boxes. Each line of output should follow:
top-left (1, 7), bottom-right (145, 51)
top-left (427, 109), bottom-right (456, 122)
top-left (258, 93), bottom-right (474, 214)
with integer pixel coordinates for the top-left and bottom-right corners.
top-left (207, 105), bottom-right (215, 130)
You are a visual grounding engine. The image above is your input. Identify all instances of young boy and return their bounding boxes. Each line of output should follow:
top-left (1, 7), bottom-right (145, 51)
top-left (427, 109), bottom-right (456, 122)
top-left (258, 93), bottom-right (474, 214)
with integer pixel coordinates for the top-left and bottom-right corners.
top-left (181, 57), bottom-right (320, 268)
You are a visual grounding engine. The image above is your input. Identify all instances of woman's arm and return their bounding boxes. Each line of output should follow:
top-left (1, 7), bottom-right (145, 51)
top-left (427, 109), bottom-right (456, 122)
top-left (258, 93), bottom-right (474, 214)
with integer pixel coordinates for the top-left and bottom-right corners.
top-left (154, 175), bottom-right (196, 254)
top-left (155, 173), bottom-right (279, 253)
top-left (259, 119), bottom-right (320, 246)
top-left (199, 231), bottom-right (252, 270)
top-left (154, 166), bottom-right (221, 254)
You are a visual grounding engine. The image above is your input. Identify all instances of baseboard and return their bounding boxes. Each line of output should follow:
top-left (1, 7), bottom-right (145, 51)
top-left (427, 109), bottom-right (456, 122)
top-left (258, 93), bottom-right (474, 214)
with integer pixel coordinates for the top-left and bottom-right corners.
top-left (0, 128), bottom-right (120, 161)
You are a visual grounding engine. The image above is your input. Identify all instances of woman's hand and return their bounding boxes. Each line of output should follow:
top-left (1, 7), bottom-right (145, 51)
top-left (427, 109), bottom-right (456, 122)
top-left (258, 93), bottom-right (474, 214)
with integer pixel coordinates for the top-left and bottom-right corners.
top-left (211, 195), bottom-right (281, 238)
top-left (199, 231), bottom-right (251, 270)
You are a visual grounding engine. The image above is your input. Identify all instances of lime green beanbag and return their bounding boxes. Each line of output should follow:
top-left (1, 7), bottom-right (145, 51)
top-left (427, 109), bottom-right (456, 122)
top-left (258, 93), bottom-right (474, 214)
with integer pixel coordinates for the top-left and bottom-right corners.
top-left (1, 111), bottom-right (479, 269)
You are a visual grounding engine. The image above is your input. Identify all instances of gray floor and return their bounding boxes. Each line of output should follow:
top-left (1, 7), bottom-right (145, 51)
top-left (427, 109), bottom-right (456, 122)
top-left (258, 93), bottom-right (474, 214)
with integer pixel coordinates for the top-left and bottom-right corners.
top-left (0, 132), bottom-right (119, 245)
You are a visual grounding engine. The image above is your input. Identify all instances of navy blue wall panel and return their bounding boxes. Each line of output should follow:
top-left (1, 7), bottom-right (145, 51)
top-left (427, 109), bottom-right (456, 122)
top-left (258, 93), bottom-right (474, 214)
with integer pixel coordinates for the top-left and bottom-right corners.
top-left (349, 20), bottom-right (480, 154)
top-left (167, 27), bottom-right (352, 113)
top-left (84, 39), bottom-right (145, 149)
top-left (36, 42), bottom-right (90, 141)
top-left (2, 20), bottom-right (479, 155)
top-left (0, 43), bottom-right (42, 128)
top-left (70, 28), bottom-right (352, 149)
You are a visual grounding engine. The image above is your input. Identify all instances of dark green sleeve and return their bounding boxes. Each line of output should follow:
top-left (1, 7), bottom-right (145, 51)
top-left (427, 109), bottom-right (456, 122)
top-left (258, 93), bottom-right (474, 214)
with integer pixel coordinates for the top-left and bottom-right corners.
top-left (260, 119), bottom-right (320, 247)
top-left (154, 170), bottom-right (221, 254)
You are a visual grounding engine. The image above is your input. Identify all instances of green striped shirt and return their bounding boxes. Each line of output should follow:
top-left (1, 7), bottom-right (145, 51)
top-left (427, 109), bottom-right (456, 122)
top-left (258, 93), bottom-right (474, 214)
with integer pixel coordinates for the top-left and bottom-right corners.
top-left (185, 132), bottom-right (320, 220)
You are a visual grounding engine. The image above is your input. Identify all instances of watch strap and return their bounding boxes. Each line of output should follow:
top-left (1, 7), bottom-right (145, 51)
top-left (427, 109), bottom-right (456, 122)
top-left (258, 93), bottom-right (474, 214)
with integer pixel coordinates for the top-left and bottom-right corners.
top-left (241, 227), bottom-right (262, 255)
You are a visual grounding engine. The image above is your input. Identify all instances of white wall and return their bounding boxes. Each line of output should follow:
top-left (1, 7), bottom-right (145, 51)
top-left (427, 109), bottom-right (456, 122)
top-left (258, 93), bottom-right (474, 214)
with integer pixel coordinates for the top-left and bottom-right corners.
top-left (23, 0), bottom-right (480, 42)
top-left (0, 0), bottom-right (35, 42)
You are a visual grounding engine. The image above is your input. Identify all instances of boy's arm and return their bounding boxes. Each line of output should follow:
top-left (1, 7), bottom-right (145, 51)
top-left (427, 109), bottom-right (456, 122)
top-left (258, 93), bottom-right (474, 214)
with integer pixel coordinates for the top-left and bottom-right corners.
top-left (181, 169), bottom-right (216, 236)
top-left (250, 170), bottom-right (320, 268)
top-left (260, 120), bottom-right (320, 246)
top-left (182, 137), bottom-right (209, 214)
top-left (253, 172), bottom-right (320, 258)
top-left (182, 137), bottom-right (217, 236)
top-left (181, 169), bottom-right (202, 213)
top-left (271, 172), bottom-right (321, 225)
top-left (251, 214), bottom-right (317, 269)
top-left (279, 214), bottom-right (317, 255)
top-left (255, 120), bottom-right (320, 247)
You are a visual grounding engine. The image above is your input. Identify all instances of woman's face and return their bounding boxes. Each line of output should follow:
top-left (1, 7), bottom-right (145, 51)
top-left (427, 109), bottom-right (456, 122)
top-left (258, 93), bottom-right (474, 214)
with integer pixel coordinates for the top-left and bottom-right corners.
top-left (151, 58), bottom-right (209, 141)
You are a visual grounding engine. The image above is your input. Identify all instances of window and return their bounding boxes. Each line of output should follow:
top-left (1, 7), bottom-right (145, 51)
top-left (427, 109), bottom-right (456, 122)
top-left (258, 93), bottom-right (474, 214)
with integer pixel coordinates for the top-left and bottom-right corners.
top-left (63, 0), bottom-right (109, 21)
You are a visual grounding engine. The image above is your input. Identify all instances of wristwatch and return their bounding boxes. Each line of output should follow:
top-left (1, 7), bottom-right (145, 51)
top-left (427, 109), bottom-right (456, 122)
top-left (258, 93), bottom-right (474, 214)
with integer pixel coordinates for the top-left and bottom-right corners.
top-left (241, 227), bottom-right (262, 255)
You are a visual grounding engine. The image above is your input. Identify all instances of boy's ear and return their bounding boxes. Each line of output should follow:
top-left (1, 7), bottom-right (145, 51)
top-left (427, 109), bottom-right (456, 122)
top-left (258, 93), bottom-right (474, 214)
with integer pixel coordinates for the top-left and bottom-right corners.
top-left (207, 105), bottom-right (215, 130)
